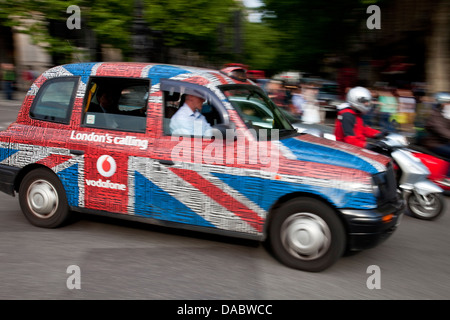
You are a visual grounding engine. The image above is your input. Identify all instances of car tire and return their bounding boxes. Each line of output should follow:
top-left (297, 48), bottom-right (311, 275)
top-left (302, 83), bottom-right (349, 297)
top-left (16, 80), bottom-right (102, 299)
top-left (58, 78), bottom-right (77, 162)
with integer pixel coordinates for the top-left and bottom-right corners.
top-left (19, 168), bottom-right (70, 228)
top-left (268, 197), bottom-right (346, 272)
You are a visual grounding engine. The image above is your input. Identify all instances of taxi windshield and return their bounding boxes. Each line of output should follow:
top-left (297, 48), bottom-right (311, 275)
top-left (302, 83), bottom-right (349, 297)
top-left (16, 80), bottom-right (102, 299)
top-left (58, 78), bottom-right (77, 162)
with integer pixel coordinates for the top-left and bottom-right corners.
top-left (219, 84), bottom-right (296, 139)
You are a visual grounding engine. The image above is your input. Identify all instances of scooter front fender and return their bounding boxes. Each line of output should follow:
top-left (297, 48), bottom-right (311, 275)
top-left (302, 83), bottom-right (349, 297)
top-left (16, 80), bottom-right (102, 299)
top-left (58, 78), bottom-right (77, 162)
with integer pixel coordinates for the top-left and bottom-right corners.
top-left (401, 180), bottom-right (444, 196)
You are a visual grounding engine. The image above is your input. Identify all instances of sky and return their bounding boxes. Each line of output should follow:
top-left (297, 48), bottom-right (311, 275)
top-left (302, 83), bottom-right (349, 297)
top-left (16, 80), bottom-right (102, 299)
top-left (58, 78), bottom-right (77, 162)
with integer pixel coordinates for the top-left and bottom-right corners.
top-left (243, 0), bottom-right (262, 8)
top-left (243, 0), bottom-right (263, 22)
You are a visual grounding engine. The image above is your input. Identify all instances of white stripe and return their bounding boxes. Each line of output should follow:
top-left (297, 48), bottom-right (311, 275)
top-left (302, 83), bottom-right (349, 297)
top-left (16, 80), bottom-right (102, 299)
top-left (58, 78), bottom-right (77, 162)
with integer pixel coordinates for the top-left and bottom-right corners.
top-left (90, 62), bottom-right (103, 76)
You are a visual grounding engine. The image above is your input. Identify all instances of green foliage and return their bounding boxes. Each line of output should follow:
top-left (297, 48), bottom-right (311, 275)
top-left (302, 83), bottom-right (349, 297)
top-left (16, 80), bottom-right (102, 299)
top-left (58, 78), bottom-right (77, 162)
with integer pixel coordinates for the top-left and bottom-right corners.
top-left (143, 0), bottom-right (238, 58)
top-left (242, 21), bottom-right (281, 73)
top-left (0, 0), bottom-right (76, 58)
top-left (0, 0), bottom-right (240, 63)
top-left (260, 0), bottom-right (365, 72)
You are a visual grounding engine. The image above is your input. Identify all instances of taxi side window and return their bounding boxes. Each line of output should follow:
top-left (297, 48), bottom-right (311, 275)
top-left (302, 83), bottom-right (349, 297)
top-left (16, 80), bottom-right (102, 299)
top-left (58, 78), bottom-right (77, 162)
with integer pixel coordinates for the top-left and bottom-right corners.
top-left (30, 77), bottom-right (79, 124)
top-left (162, 89), bottom-right (223, 136)
top-left (82, 77), bottom-right (149, 133)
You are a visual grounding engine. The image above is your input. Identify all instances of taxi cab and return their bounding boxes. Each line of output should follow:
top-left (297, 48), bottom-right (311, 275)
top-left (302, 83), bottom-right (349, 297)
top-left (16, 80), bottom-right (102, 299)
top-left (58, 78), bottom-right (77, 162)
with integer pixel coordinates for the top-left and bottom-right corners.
top-left (0, 62), bottom-right (404, 272)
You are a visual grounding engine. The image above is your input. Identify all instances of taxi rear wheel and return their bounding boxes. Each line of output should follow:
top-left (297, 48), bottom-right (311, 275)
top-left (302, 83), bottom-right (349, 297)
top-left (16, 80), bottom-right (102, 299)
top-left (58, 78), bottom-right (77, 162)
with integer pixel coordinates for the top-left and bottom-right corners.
top-left (268, 198), bottom-right (346, 272)
top-left (19, 168), bottom-right (70, 228)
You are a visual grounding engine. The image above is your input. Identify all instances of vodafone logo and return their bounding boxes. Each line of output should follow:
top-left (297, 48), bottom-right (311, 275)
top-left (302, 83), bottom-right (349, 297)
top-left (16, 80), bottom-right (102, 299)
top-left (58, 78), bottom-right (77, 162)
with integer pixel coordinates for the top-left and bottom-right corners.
top-left (96, 155), bottom-right (117, 177)
top-left (87, 155), bottom-right (126, 191)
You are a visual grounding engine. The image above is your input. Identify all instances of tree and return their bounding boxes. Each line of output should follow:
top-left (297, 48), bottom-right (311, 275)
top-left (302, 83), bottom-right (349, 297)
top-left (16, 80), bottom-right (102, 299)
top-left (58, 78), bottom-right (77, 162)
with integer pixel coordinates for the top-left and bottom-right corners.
top-left (0, 0), bottom-right (240, 64)
top-left (143, 0), bottom-right (239, 61)
top-left (0, 0), bottom-right (134, 63)
top-left (242, 21), bottom-right (281, 74)
top-left (259, 0), bottom-right (366, 72)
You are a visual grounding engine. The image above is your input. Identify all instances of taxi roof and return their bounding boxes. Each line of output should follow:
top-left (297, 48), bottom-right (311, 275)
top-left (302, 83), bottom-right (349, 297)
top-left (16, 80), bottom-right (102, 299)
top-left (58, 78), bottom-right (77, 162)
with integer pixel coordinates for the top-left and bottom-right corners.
top-left (52, 62), bottom-right (249, 87)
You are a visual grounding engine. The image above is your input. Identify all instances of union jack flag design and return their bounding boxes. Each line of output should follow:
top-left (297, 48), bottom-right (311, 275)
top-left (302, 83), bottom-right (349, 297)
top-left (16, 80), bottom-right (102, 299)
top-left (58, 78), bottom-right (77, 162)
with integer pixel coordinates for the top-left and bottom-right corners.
top-left (0, 62), bottom-right (392, 239)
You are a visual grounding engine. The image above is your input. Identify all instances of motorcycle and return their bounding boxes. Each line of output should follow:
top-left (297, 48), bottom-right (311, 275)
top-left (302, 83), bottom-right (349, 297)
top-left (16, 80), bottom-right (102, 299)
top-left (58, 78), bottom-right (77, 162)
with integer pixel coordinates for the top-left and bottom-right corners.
top-left (408, 145), bottom-right (450, 194)
top-left (295, 119), bottom-right (446, 220)
top-left (365, 133), bottom-right (445, 220)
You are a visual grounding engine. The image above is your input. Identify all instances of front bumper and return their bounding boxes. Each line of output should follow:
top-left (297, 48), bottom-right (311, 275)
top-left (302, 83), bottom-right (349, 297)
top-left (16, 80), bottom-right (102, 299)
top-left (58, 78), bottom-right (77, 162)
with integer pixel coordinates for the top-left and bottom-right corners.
top-left (340, 197), bottom-right (405, 251)
top-left (0, 164), bottom-right (20, 196)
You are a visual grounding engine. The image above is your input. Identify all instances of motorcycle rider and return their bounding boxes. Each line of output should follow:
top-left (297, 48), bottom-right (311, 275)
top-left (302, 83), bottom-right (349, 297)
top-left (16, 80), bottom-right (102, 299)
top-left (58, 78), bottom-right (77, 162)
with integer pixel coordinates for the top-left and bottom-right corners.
top-left (422, 92), bottom-right (450, 184)
top-left (335, 86), bottom-right (385, 148)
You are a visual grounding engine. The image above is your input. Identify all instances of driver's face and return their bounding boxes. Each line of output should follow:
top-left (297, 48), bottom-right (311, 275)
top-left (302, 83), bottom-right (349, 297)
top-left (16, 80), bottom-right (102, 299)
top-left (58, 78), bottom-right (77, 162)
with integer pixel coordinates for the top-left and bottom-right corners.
top-left (187, 95), bottom-right (205, 111)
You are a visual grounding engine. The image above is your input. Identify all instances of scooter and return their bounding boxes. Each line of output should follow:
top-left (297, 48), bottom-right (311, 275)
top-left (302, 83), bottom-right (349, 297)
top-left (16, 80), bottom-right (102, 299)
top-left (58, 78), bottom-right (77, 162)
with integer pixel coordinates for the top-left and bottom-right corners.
top-left (367, 133), bottom-right (445, 220)
top-left (408, 146), bottom-right (450, 194)
top-left (297, 122), bottom-right (445, 220)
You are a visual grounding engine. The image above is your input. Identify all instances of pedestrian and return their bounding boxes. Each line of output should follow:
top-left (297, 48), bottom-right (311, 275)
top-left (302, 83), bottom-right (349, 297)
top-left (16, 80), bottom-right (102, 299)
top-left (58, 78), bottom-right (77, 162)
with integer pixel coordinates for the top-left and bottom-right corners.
top-left (422, 92), bottom-right (450, 185)
top-left (299, 81), bottom-right (321, 124)
top-left (2, 63), bottom-right (16, 100)
top-left (290, 85), bottom-right (304, 119)
top-left (267, 80), bottom-right (288, 109)
top-left (396, 89), bottom-right (416, 132)
top-left (377, 88), bottom-right (398, 132)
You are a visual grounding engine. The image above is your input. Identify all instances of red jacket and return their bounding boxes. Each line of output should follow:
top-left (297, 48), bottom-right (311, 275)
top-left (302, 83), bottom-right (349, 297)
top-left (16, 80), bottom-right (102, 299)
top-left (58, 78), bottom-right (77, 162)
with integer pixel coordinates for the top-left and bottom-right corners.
top-left (334, 107), bottom-right (380, 148)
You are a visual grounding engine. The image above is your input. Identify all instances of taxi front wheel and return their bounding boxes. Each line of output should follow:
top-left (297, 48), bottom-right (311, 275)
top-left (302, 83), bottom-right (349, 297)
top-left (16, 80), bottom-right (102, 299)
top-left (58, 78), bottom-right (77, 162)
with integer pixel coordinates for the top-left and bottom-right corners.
top-left (268, 198), bottom-right (346, 272)
top-left (19, 168), bottom-right (70, 228)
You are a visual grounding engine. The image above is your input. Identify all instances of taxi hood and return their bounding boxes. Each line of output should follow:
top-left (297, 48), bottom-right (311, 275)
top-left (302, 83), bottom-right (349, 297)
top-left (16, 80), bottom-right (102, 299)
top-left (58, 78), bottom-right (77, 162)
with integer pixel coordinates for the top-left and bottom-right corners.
top-left (279, 134), bottom-right (390, 174)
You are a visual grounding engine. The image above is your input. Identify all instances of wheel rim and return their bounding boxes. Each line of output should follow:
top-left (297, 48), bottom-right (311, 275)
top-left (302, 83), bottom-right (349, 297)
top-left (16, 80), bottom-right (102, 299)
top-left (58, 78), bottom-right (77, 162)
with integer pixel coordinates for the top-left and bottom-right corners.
top-left (26, 179), bottom-right (59, 219)
top-left (280, 212), bottom-right (331, 261)
top-left (409, 193), bottom-right (441, 219)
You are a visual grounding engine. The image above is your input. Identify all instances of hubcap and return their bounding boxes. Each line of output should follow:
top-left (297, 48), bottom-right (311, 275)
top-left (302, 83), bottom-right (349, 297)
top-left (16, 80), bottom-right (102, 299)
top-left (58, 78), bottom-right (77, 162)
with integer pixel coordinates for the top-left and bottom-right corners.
top-left (281, 213), bottom-right (331, 260)
top-left (409, 193), bottom-right (440, 218)
top-left (27, 180), bottom-right (58, 219)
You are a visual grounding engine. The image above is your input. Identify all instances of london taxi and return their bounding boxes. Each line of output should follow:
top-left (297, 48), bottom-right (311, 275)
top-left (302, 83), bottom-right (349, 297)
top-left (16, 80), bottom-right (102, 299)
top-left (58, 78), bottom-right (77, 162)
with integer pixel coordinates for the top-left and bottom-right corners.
top-left (0, 62), bottom-right (404, 272)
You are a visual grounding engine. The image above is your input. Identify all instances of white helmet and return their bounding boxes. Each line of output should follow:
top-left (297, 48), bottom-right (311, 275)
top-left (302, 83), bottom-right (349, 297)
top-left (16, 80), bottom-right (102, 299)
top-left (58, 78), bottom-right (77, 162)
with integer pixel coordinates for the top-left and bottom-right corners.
top-left (435, 92), bottom-right (450, 106)
top-left (346, 86), bottom-right (372, 113)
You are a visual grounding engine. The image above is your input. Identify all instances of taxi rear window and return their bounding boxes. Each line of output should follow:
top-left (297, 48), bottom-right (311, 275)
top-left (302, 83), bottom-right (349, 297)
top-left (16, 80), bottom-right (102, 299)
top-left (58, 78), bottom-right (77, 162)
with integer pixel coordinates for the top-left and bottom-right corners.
top-left (30, 77), bottom-right (79, 124)
top-left (82, 77), bottom-right (149, 133)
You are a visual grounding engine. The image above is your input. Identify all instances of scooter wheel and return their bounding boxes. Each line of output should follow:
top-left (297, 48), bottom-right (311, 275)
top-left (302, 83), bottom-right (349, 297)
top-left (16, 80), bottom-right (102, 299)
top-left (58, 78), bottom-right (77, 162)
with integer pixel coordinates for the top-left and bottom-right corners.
top-left (406, 192), bottom-right (445, 221)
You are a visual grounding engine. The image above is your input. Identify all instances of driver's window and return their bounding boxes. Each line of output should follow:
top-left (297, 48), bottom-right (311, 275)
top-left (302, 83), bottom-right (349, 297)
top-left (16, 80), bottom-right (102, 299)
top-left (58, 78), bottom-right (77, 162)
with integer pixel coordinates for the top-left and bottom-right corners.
top-left (162, 89), bottom-right (223, 137)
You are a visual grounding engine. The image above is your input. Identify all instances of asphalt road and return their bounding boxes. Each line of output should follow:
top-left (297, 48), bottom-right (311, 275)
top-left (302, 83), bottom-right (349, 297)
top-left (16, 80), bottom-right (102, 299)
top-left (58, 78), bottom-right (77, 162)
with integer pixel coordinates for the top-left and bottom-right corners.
top-left (0, 96), bottom-right (449, 300)
top-left (0, 192), bottom-right (449, 300)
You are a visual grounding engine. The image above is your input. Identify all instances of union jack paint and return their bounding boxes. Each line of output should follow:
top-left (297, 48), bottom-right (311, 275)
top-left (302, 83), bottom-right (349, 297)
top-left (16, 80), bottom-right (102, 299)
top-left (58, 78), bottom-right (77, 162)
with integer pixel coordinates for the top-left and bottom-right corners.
top-left (0, 62), bottom-right (404, 271)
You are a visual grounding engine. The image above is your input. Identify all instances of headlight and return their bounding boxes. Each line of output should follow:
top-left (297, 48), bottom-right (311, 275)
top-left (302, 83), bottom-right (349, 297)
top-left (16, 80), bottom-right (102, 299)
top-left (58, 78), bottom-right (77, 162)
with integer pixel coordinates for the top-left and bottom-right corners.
top-left (397, 135), bottom-right (408, 146)
top-left (386, 133), bottom-right (408, 147)
top-left (371, 172), bottom-right (386, 197)
top-left (372, 182), bottom-right (381, 197)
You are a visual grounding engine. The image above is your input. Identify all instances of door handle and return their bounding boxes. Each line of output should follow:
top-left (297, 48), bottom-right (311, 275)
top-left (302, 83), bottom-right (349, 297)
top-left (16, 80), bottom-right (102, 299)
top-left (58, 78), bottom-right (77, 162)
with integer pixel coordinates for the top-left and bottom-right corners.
top-left (70, 149), bottom-right (85, 155)
top-left (158, 159), bottom-right (174, 166)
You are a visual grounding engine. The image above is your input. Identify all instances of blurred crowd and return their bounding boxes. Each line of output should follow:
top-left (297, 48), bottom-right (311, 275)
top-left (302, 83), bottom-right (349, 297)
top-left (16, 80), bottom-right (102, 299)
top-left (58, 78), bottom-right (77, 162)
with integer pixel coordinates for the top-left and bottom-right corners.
top-left (259, 77), bottom-right (442, 136)
top-left (0, 61), bottom-right (446, 142)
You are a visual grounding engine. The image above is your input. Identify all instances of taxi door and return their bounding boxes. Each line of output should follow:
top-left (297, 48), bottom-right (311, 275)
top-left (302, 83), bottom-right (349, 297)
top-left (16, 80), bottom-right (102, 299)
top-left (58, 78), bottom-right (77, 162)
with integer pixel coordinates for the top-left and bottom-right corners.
top-left (130, 80), bottom-right (256, 232)
top-left (75, 77), bottom-right (150, 215)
